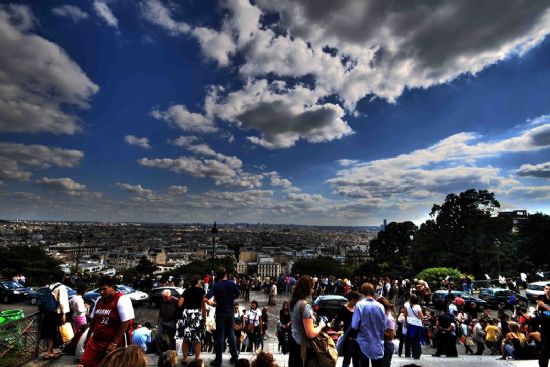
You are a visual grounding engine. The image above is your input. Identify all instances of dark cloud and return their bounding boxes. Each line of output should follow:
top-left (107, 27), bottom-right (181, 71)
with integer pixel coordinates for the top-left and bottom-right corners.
top-left (516, 162), bottom-right (550, 178)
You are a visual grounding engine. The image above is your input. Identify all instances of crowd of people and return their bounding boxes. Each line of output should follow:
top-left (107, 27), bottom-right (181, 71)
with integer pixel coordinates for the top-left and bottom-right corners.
top-left (34, 269), bottom-right (550, 367)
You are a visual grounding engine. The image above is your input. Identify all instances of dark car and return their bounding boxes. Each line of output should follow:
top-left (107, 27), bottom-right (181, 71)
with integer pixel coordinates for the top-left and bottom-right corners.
top-left (27, 285), bottom-right (77, 305)
top-left (432, 290), bottom-right (486, 311)
top-left (148, 287), bottom-right (185, 308)
top-left (313, 295), bottom-right (348, 321)
top-left (478, 287), bottom-right (527, 308)
top-left (0, 280), bottom-right (33, 303)
top-left (83, 284), bottom-right (149, 305)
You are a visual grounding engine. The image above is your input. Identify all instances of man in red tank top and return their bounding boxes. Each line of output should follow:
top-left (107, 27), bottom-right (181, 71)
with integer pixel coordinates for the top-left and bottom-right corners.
top-left (78, 277), bottom-right (135, 367)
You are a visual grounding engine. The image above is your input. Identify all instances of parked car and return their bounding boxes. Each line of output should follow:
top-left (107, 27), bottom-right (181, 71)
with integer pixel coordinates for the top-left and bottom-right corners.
top-left (526, 281), bottom-right (550, 302)
top-left (478, 287), bottom-right (527, 308)
top-left (432, 290), bottom-right (486, 311)
top-left (0, 280), bottom-right (33, 303)
top-left (313, 295), bottom-right (347, 321)
top-left (148, 287), bottom-right (185, 308)
top-left (84, 285), bottom-right (149, 305)
top-left (27, 285), bottom-right (77, 305)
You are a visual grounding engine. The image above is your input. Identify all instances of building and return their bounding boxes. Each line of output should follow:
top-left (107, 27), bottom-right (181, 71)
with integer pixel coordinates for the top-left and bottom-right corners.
top-left (498, 210), bottom-right (528, 233)
top-left (236, 260), bottom-right (248, 275)
top-left (257, 257), bottom-right (281, 278)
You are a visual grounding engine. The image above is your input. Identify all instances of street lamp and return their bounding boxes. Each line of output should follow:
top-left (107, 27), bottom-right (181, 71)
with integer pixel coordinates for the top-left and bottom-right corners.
top-left (211, 222), bottom-right (218, 271)
top-left (495, 239), bottom-right (501, 278)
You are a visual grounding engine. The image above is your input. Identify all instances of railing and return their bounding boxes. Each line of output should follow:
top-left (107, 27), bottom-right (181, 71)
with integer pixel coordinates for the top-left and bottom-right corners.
top-left (0, 312), bottom-right (43, 367)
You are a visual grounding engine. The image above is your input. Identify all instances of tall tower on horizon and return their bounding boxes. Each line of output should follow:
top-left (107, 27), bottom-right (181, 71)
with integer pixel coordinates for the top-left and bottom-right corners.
top-left (383, 219), bottom-right (387, 230)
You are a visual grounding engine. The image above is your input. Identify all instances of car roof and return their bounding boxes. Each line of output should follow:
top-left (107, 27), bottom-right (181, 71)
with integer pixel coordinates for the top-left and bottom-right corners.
top-left (151, 286), bottom-right (182, 290)
top-left (529, 281), bottom-right (550, 286)
top-left (316, 295), bottom-right (347, 301)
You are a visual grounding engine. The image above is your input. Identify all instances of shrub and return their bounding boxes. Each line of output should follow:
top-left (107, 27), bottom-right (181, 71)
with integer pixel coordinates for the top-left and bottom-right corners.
top-left (416, 267), bottom-right (463, 288)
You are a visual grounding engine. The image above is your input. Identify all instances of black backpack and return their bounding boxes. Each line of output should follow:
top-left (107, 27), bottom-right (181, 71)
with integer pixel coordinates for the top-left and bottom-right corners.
top-left (37, 284), bottom-right (62, 313)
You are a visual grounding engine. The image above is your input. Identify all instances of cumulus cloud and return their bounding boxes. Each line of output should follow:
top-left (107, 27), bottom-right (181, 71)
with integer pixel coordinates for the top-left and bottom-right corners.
top-left (0, 142), bottom-right (83, 181)
top-left (152, 105), bottom-right (218, 134)
top-left (124, 135), bottom-right (151, 149)
top-left (139, 0), bottom-right (190, 35)
top-left (36, 177), bottom-right (101, 198)
top-left (206, 80), bottom-right (353, 148)
top-left (516, 162), bottom-right (550, 178)
top-left (327, 123), bottom-right (550, 199)
top-left (52, 5), bottom-right (89, 22)
top-left (116, 182), bottom-right (154, 196)
top-left (93, 1), bottom-right (118, 28)
top-left (0, 5), bottom-right (99, 134)
top-left (142, 0), bottom-right (550, 150)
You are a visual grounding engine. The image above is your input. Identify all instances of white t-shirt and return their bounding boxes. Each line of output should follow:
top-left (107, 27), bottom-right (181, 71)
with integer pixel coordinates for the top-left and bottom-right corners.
top-left (91, 294), bottom-right (134, 322)
top-left (70, 295), bottom-right (87, 317)
top-left (405, 302), bottom-right (423, 327)
top-left (247, 308), bottom-right (261, 327)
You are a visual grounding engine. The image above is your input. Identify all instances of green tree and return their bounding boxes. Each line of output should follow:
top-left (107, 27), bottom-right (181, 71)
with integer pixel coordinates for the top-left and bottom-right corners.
top-left (412, 189), bottom-right (510, 277)
top-left (517, 213), bottom-right (550, 271)
top-left (136, 255), bottom-right (158, 275)
top-left (369, 221), bottom-right (417, 276)
top-left (0, 245), bottom-right (63, 285)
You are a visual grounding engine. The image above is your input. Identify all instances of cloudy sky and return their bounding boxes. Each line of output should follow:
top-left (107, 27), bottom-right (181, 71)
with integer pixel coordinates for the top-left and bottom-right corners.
top-left (1, 0), bottom-right (550, 225)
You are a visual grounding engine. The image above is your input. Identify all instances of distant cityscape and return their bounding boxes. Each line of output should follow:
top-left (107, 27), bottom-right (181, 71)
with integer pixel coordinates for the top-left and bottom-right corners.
top-left (0, 220), bottom-right (383, 279)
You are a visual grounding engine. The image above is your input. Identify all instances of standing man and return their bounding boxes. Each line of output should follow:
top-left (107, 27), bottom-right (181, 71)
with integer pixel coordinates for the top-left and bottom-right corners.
top-left (269, 281), bottom-right (277, 306)
top-left (352, 283), bottom-right (386, 367)
top-left (157, 289), bottom-right (179, 350)
top-left (39, 273), bottom-right (70, 360)
top-left (78, 277), bottom-right (134, 367)
top-left (537, 284), bottom-right (550, 367)
top-left (205, 267), bottom-right (240, 366)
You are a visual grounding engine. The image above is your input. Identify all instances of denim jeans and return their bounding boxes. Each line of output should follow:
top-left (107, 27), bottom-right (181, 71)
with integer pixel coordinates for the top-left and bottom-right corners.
top-left (214, 312), bottom-right (239, 364)
top-left (405, 324), bottom-right (422, 359)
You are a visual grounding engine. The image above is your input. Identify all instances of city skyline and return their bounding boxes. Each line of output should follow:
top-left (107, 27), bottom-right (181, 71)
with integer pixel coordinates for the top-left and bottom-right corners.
top-left (1, 1), bottom-right (549, 225)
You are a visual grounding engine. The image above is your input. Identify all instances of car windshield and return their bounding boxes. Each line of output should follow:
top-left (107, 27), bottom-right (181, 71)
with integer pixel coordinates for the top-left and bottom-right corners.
top-left (2, 281), bottom-right (23, 289)
top-left (117, 285), bottom-right (134, 293)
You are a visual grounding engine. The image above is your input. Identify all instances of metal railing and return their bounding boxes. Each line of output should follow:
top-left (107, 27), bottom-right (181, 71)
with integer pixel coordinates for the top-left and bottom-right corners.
top-left (0, 312), bottom-right (43, 367)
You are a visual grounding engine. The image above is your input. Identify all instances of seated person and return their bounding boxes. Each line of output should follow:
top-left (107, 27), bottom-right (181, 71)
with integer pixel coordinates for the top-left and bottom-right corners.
top-left (499, 322), bottom-right (527, 360)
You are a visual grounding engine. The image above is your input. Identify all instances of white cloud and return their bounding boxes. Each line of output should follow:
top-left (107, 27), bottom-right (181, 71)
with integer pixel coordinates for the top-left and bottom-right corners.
top-left (152, 105), bottom-right (218, 134)
top-left (168, 185), bottom-right (188, 194)
top-left (0, 142), bottom-right (83, 181)
top-left (0, 5), bottom-right (99, 134)
top-left (116, 182), bottom-right (154, 196)
top-left (52, 5), bottom-right (89, 22)
top-left (124, 135), bottom-right (151, 149)
top-left (93, 1), bottom-right (118, 28)
top-left (205, 80), bottom-right (353, 148)
top-left (326, 123), bottom-right (550, 199)
top-left (142, 0), bottom-right (550, 151)
top-left (36, 177), bottom-right (101, 198)
top-left (516, 162), bottom-right (550, 179)
top-left (139, 0), bottom-right (190, 35)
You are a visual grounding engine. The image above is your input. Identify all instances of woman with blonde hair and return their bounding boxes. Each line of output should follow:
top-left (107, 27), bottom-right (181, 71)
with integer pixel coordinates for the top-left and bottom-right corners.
top-left (288, 275), bottom-right (327, 366)
top-left (98, 345), bottom-right (147, 367)
top-left (499, 322), bottom-right (527, 360)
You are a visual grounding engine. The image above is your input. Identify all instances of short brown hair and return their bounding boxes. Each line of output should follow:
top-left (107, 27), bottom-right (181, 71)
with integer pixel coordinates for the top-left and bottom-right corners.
top-left (360, 283), bottom-right (375, 296)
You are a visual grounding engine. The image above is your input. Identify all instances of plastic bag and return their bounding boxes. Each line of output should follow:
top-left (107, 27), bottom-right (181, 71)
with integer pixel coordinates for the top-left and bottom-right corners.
top-left (59, 322), bottom-right (74, 343)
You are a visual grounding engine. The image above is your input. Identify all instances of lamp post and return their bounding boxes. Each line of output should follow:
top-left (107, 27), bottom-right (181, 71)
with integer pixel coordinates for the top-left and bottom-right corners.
top-left (75, 232), bottom-right (83, 274)
top-left (495, 239), bottom-right (501, 278)
top-left (211, 222), bottom-right (218, 271)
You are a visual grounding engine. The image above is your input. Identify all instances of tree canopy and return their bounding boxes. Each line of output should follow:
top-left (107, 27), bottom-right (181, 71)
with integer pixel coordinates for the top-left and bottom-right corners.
top-left (0, 245), bottom-right (63, 285)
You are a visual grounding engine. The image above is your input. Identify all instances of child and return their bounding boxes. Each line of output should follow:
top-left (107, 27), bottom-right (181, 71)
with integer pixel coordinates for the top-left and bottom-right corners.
top-left (162, 350), bottom-right (177, 367)
top-left (485, 319), bottom-right (499, 355)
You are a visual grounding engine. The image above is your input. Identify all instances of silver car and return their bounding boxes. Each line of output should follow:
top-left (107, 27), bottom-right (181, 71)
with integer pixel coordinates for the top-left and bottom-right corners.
top-left (526, 281), bottom-right (550, 302)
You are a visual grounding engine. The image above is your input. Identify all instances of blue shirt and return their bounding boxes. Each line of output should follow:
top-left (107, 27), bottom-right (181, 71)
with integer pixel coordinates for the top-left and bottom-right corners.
top-left (351, 297), bottom-right (386, 360)
top-left (206, 279), bottom-right (240, 314)
top-left (132, 327), bottom-right (151, 352)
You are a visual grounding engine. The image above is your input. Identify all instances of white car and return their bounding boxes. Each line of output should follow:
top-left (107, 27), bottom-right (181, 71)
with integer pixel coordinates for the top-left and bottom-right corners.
top-left (526, 281), bottom-right (550, 302)
top-left (83, 284), bottom-right (149, 305)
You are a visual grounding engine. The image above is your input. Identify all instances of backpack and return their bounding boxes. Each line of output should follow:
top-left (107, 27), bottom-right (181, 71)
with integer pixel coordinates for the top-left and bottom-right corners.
top-left (38, 283), bottom-right (62, 313)
top-left (299, 301), bottom-right (338, 367)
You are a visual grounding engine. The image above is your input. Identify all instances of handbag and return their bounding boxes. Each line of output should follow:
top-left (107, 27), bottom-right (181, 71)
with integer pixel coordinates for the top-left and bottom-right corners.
top-left (299, 301), bottom-right (338, 367)
top-left (59, 322), bottom-right (74, 343)
top-left (245, 311), bottom-right (257, 334)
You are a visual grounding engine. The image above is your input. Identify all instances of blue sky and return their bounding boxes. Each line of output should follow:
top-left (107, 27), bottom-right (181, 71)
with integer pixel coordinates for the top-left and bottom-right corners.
top-left (1, 0), bottom-right (549, 225)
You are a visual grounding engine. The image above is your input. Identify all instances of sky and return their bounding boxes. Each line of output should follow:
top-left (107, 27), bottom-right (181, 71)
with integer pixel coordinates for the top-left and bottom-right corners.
top-left (0, 0), bottom-right (549, 226)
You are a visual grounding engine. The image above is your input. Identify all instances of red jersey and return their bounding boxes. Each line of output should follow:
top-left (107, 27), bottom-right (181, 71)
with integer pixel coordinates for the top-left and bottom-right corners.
top-left (92, 292), bottom-right (132, 346)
